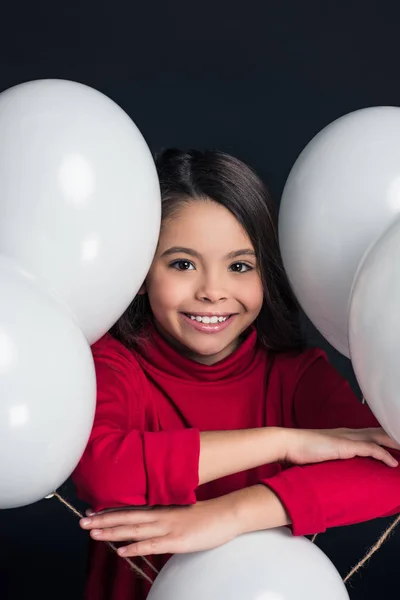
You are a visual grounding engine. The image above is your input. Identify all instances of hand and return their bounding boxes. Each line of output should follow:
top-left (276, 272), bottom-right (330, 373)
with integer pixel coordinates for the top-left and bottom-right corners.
top-left (284, 427), bottom-right (400, 467)
top-left (80, 496), bottom-right (241, 557)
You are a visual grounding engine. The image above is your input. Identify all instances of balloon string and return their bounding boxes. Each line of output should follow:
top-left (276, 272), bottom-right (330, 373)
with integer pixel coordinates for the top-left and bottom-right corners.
top-left (343, 513), bottom-right (400, 583)
top-left (51, 492), bottom-right (158, 584)
top-left (312, 514), bottom-right (400, 584)
top-left (52, 490), bottom-right (398, 587)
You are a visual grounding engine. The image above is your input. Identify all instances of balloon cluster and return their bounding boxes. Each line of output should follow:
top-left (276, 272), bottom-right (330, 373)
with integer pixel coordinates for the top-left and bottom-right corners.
top-left (0, 79), bottom-right (161, 509)
top-left (279, 106), bottom-right (400, 445)
top-left (4, 86), bottom-right (386, 599)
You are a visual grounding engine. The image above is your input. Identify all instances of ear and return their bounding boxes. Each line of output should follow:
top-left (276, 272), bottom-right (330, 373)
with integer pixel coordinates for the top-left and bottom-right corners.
top-left (138, 282), bottom-right (147, 295)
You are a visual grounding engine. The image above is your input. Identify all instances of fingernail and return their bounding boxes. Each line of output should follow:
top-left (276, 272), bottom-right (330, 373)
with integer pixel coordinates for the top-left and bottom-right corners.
top-left (118, 547), bottom-right (126, 556)
top-left (81, 518), bottom-right (91, 527)
top-left (92, 529), bottom-right (101, 537)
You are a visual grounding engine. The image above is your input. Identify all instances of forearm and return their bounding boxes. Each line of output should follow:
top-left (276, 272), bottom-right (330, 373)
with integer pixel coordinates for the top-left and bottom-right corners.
top-left (265, 457), bottom-right (400, 536)
top-left (75, 426), bottom-right (287, 509)
top-left (199, 428), bottom-right (285, 485)
top-left (227, 484), bottom-right (291, 533)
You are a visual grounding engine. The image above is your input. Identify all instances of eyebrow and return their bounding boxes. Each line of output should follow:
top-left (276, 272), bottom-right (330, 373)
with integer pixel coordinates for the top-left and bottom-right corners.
top-left (161, 246), bottom-right (256, 259)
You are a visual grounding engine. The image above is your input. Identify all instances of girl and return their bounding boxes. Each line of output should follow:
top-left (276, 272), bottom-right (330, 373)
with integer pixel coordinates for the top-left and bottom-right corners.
top-left (74, 149), bottom-right (400, 600)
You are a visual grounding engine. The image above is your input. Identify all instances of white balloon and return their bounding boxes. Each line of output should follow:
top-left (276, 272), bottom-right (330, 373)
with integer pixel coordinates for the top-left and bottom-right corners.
top-left (0, 256), bottom-right (96, 508)
top-left (0, 79), bottom-right (161, 344)
top-left (349, 217), bottom-right (400, 443)
top-left (279, 106), bottom-right (400, 356)
top-left (147, 529), bottom-right (349, 600)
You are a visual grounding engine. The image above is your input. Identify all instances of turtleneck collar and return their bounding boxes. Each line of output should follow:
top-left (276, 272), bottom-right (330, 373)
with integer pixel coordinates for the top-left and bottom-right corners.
top-left (134, 324), bottom-right (260, 382)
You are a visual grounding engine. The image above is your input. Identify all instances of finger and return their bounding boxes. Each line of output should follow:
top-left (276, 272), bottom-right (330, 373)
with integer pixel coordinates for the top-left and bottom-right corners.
top-left (355, 443), bottom-right (398, 467)
top-left (80, 510), bottom-right (156, 530)
top-left (90, 523), bottom-right (167, 542)
top-left (86, 509), bottom-right (108, 516)
top-left (369, 432), bottom-right (400, 451)
top-left (117, 536), bottom-right (172, 557)
top-left (86, 506), bottom-right (152, 517)
top-left (86, 508), bottom-right (100, 517)
top-left (337, 427), bottom-right (386, 436)
top-left (351, 429), bottom-right (400, 450)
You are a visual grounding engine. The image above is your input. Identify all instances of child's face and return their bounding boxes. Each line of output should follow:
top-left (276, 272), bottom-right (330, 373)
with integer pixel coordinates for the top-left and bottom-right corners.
top-left (143, 200), bottom-right (264, 364)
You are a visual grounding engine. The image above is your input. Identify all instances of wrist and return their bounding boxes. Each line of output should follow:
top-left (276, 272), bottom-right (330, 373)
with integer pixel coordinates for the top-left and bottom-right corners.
top-left (268, 426), bottom-right (293, 463)
top-left (227, 484), bottom-right (291, 536)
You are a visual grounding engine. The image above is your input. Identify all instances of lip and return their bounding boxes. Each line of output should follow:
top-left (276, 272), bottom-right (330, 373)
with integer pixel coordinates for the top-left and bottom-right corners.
top-left (182, 312), bottom-right (234, 317)
top-left (180, 313), bottom-right (236, 333)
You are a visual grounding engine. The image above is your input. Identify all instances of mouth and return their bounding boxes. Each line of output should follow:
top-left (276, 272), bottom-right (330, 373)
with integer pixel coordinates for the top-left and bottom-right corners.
top-left (180, 312), bottom-right (236, 333)
top-left (183, 313), bottom-right (233, 324)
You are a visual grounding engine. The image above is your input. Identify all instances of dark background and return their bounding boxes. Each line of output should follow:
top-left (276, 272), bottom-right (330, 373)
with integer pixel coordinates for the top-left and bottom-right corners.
top-left (0, 1), bottom-right (399, 598)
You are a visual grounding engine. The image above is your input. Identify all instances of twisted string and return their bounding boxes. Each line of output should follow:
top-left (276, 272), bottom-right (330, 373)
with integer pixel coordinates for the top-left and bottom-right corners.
top-left (343, 513), bottom-right (400, 583)
top-left (311, 515), bottom-right (400, 584)
top-left (50, 492), bottom-right (158, 584)
top-left (52, 481), bottom-right (399, 588)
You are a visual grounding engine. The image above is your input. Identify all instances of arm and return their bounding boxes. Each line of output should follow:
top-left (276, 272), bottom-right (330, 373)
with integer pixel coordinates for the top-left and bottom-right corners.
top-left (80, 483), bottom-right (291, 556)
top-left (73, 338), bottom-right (398, 516)
top-left (260, 350), bottom-right (400, 536)
top-left (198, 428), bottom-right (286, 485)
top-left (227, 484), bottom-right (291, 532)
top-left (77, 346), bottom-right (400, 553)
top-left (72, 344), bottom-right (197, 510)
top-left (72, 337), bottom-right (288, 511)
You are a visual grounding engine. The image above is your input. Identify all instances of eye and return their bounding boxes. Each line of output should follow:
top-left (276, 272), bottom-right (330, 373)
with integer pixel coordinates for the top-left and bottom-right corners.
top-left (170, 260), bottom-right (195, 271)
top-left (229, 262), bottom-right (253, 273)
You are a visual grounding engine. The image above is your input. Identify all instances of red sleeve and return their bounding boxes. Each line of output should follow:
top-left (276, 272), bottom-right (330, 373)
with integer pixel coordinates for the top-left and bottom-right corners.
top-left (72, 336), bottom-right (200, 511)
top-left (261, 350), bottom-right (400, 536)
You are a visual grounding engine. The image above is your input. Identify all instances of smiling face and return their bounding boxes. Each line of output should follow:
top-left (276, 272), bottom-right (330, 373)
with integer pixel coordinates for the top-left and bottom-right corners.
top-left (143, 199), bottom-right (264, 364)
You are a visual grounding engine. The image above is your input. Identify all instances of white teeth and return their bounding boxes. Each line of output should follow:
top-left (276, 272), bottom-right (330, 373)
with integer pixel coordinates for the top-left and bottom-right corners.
top-left (189, 315), bottom-right (228, 324)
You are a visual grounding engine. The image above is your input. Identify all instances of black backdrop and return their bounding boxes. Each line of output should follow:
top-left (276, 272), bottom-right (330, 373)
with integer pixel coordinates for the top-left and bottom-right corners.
top-left (0, 1), bottom-right (399, 598)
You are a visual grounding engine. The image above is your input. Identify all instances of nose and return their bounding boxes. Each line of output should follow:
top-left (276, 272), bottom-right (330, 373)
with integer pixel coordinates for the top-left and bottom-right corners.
top-left (195, 272), bottom-right (228, 303)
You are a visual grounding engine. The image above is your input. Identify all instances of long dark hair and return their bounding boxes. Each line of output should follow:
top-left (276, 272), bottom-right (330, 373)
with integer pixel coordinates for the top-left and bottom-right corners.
top-left (111, 149), bottom-right (304, 353)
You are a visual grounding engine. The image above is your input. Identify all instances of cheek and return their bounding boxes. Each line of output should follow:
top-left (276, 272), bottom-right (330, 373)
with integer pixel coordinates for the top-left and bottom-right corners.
top-left (240, 277), bottom-right (264, 313)
top-left (147, 270), bottom-right (192, 311)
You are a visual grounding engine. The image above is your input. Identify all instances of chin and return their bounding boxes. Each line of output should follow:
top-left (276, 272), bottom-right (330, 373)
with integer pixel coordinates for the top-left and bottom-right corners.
top-left (193, 345), bottom-right (224, 357)
top-left (185, 337), bottom-right (234, 358)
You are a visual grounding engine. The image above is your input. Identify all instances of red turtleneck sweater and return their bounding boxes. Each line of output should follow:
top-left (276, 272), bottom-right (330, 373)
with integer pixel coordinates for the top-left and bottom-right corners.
top-left (72, 327), bottom-right (400, 600)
